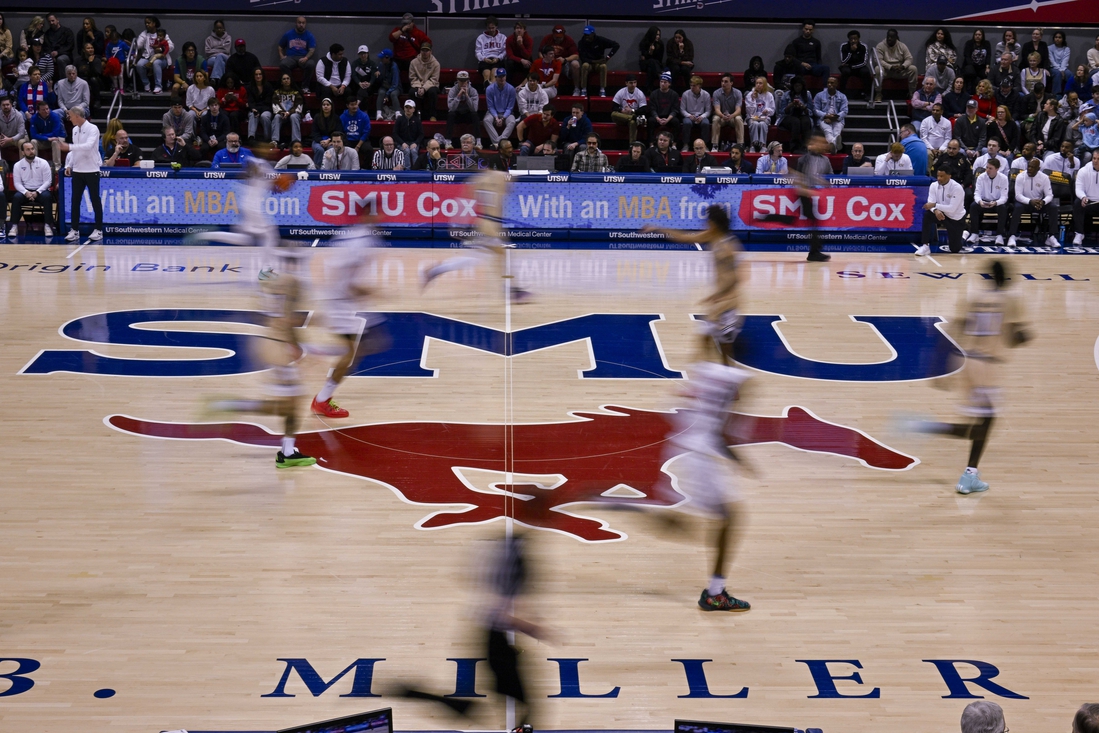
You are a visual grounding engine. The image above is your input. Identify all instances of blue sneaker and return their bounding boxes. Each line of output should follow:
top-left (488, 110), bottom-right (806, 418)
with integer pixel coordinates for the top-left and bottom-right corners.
top-left (956, 471), bottom-right (989, 495)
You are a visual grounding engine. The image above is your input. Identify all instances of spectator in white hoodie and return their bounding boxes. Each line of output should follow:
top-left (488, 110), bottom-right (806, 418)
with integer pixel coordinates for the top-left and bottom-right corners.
top-left (475, 16), bottom-right (507, 86)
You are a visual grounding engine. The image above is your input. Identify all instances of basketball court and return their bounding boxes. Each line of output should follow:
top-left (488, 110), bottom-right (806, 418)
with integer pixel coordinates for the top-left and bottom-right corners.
top-left (2, 242), bottom-right (1098, 733)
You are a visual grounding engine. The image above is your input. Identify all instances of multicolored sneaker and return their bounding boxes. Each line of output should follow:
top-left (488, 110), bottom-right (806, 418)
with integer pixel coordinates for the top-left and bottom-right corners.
top-left (956, 471), bottom-right (989, 495)
top-left (311, 397), bottom-right (349, 418)
top-left (276, 450), bottom-right (317, 468)
top-left (698, 589), bottom-right (751, 612)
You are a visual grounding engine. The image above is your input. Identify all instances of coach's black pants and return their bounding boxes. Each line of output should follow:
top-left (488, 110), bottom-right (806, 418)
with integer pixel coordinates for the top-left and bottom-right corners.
top-left (1009, 201), bottom-right (1058, 237)
top-left (922, 212), bottom-right (966, 252)
top-left (70, 171), bottom-right (103, 230)
top-left (968, 201), bottom-right (1007, 236)
top-left (1073, 200), bottom-right (1099, 235)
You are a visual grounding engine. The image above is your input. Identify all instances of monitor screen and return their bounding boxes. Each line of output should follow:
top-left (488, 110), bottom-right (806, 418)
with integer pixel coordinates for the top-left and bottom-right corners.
top-left (675, 718), bottom-right (798, 733)
top-left (277, 707), bottom-right (393, 733)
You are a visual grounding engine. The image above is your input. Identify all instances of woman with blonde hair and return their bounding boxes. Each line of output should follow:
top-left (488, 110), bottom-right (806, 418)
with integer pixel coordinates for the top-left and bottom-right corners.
top-left (973, 78), bottom-right (996, 118)
top-left (1020, 51), bottom-right (1048, 94)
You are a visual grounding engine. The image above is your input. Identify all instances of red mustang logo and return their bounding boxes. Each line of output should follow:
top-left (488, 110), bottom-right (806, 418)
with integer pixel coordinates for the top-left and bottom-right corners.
top-left (107, 406), bottom-right (914, 542)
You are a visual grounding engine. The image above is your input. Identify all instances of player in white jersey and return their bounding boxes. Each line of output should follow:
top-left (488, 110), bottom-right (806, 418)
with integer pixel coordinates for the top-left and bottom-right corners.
top-left (311, 212), bottom-right (389, 418)
top-left (905, 260), bottom-right (1030, 494)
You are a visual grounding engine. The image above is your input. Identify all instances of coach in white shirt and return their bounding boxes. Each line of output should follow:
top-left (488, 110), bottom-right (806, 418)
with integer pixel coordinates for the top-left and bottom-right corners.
top-left (919, 103), bottom-right (952, 157)
top-left (57, 106), bottom-right (104, 242)
top-left (917, 167), bottom-right (967, 254)
top-left (967, 158), bottom-right (1010, 244)
top-left (1008, 157), bottom-right (1059, 247)
top-left (9, 140), bottom-right (55, 238)
top-left (1072, 149), bottom-right (1099, 245)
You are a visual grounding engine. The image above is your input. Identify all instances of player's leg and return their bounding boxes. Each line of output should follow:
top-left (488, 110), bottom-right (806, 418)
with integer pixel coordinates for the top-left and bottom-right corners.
top-left (699, 501), bottom-right (750, 612)
top-left (313, 333), bottom-right (357, 418)
top-left (276, 397), bottom-right (316, 468)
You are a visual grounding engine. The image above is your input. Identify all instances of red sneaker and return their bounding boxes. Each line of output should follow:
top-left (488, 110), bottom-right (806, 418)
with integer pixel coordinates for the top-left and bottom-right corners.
top-left (311, 397), bottom-right (349, 418)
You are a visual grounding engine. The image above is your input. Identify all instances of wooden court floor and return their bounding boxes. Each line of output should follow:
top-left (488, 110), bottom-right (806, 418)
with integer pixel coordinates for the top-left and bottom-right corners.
top-left (2, 244), bottom-right (1098, 733)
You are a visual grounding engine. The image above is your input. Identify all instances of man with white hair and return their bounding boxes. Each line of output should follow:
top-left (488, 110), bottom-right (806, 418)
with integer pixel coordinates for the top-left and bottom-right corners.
top-left (54, 65), bottom-right (91, 120)
top-left (960, 700), bottom-right (1006, 733)
top-left (56, 105), bottom-right (103, 242)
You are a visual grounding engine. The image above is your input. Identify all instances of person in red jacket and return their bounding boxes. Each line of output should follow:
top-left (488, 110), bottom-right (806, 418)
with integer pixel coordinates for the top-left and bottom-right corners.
top-left (216, 73), bottom-right (248, 134)
top-left (390, 13), bottom-right (431, 76)
top-left (538, 25), bottom-right (579, 93)
top-left (506, 21), bottom-right (534, 81)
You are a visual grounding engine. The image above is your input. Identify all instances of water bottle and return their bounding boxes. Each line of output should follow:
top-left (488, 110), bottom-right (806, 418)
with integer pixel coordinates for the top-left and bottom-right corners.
top-left (1060, 224), bottom-right (1066, 245)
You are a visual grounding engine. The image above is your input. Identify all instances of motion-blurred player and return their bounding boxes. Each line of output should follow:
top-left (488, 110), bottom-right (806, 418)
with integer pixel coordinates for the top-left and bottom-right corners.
top-left (904, 260), bottom-right (1030, 493)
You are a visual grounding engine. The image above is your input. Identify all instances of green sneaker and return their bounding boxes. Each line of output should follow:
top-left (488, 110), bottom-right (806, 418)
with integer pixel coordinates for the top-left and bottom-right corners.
top-left (955, 471), bottom-right (989, 495)
top-left (698, 589), bottom-right (751, 612)
top-left (276, 450), bottom-right (317, 468)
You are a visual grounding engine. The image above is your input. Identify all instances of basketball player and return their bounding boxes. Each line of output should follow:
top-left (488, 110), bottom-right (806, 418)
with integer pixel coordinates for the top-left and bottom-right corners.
top-left (207, 246), bottom-right (317, 468)
top-left (644, 205), bottom-right (745, 364)
top-left (906, 260), bottom-right (1030, 493)
top-left (421, 170), bottom-right (531, 303)
top-left (311, 211), bottom-right (389, 419)
top-left (187, 158), bottom-right (290, 251)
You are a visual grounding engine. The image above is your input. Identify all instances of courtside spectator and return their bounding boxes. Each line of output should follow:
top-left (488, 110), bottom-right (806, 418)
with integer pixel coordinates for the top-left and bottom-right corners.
top-left (558, 101), bottom-right (592, 160)
top-left (186, 70), bottom-right (216, 117)
top-left (516, 103), bottom-right (559, 156)
top-left (211, 131), bottom-right (252, 167)
top-left (492, 139), bottom-right (517, 171)
top-left (322, 129), bottom-right (358, 170)
top-left (540, 25), bottom-right (580, 94)
top-left (743, 55), bottom-right (767, 94)
top-left (279, 17), bottom-right (317, 91)
top-left (813, 75), bottom-right (847, 152)
top-left (9, 140), bottom-right (54, 238)
top-left (216, 74), bottom-right (247, 135)
top-left (611, 74), bottom-right (648, 146)
top-left (134, 16), bottom-right (172, 94)
top-left (616, 141), bottom-right (650, 172)
top-left (517, 75), bottom-right (549, 118)
top-left (245, 67), bottom-right (273, 143)
top-left (875, 142), bottom-right (912, 174)
top-left (962, 29), bottom-right (992, 94)
top-left (1072, 702), bottom-right (1099, 732)
top-left (29, 100), bottom-right (62, 152)
top-left (395, 99), bottom-right (423, 159)
top-left (644, 129), bottom-right (681, 172)
top-left (483, 68), bottom-right (516, 148)
top-left (43, 13), bottom-right (75, 71)
top-left (926, 56), bottom-right (956, 95)
top-left (578, 25), bottom-right (619, 98)
top-left (842, 141), bottom-right (874, 173)
top-left (372, 135), bottom-right (407, 170)
top-left (727, 143), bottom-right (751, 173)
top-left (899, 122), bottom-right (929, 173)
top-left (839, 31), bottom-right (872, 99)
top-left (683, 138), bottom-right (717, 173)
top-left (153, 126), bottom-right (191, 166)
top-left (934, 138), bottom-right (974, 187)
top-left (0, 97), bottom-right (27, 149)
top-left (163, 96), bottom-right (196, 144)
top-left (390, 14), bottom-right (430, 77)
top-left (105, 129), bottom-right (142, 166)
top-left (921, 103), bottom-right (952, 158)
top-left (755, 140), bottom-right (788, 173)
top-left (447, 70), bottom-right (479, 145)
top-left (225, 40), bottom-right (261, 94)
top-left (274, 139), bottom-right (314, 169)
top-left (375, 49), bottom-right (400, 120)
top-left (911, 77), bottom-right (942, 122)
top-left (532, 46), bottom-right (562, 99)
top-left (506, 22), bottom-right (534, 80)
top-left (199, 98), bottom-right (230, 155)
top-left (875, 29), bottom-right (917, 102)
top-left (311, 98), bottom-right (340, 167)
top-left (340, 96), bottom-right (372, 165)
top-left (745, 75), bottom-right (775, 152)
top-left (412, 137), bottom-right (444, 170)
top-left (204, 20), bottom-right (231, 84)
top-left (773, 46), bottom-right (801, 91)
top-left (638, 27), bottom-right (663, 94)
top-left (959, 701), bottom-right (1006, 733)
top-left (453, 134), bottom-right (486, 171)
top-left (680, 75), bottom-right (710, 151)
top-left (572, 132), bottom-right (610, 172)
top-left (172, 42), bottom-right (203, 98)
top-left (55, 64), bottom-right (89, 120)
top-left (943, 77), bottom-right (970, 118)
top-left (316, 43), bottom-right (350, 101)
top-left (476, 16), bottom-right (507, 87)
top-left (649, 71), bottom-right (681, 141)
top-left (792, 21), bottom-right (828, 80)
top-left (711, 73), bottom-right (744, 150)
top-left (409, 43), bottom-right (440, 120)
top-left (777, 76), bottom-right (813, 153)
top-left (351, 44), bottom-right (379, 107)
top-left (665, 29), bottom-right (694, 91)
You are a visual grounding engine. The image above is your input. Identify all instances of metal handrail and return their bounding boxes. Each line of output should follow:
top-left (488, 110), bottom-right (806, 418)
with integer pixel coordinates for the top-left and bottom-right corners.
top-left (106, 88), bottom-right (124, 122)
top-left (866, 46), bottom-right (881, 109)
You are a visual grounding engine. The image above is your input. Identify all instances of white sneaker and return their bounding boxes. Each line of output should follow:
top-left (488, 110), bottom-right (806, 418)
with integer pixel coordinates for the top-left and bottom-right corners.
top-left (6, 225), bottom-right (16, 238)
top-left (475, 138), bottom-right (483, 149)
top-left (65, 230), bottom-right (80, 242)
top-left (376, 111), bottom-right (383, 120)
top-left (967, 232), bottom-right (979, 244)
top-left (914, 244), bottom-right (930, 256)
top-left (599, 87), bottom-right (606, 97)
top-left (994, 235), bottom-right (1004, 245)
top-left (88, 229), bottom-right (103, 241)
top-left (1006, 235), bottom-right (1016, 247)
top-left (153, 86), bottom-right (162, 94)
top-left (1046, 235), bottom-right (1061, 248)
top-left (1073, 233), bottom-right (1084, 245)
top-left (43, 224), bottom-right (53, 237)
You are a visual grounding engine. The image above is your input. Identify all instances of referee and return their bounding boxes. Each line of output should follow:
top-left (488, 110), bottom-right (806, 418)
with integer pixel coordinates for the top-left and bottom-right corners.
top-left (58, 106), bottom-right (104, 242)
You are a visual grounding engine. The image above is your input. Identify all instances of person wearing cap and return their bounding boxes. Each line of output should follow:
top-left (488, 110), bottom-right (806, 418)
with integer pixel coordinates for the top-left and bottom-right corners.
top-left (483, 68), bottom-right (517, 148)
top-left (993, 76), bottom-right (1022, 123)
top-left (611, 75), bottom-right (648, 146)
top-left (352, 44), bottom-right (380, 107)
top-left (390, 13), bottom-right (431, 76)
top-left (649, 71), bottom-right (681, 142)
top-left (665, 29), bottom-right (694, 91)
top-left (792, 21), bottom-right (828, 80)
top-left (316, 43), bottom-right (350, 100)
top-left (409, 42), bottom-right (440, 121)
top-left (375, 48), bottom-right (401, 121)
top-left (911, 76), bottom-right (942, 123)
top-left (395, 99), bottom-right (423, 159)
top-left (516, 74), bottom-right (549, 118)
top-left (225, 39), bottom-right (261, 91)
top-left (874, 29), bottom-right (918, 102)
top-left (578, 25), bottom-right (619, 98)
top-left (475, 16), bottom-right (507, 87)
top-left (506, 21), bottom-right (534, 79)
top-left (539, 25), bottom-right (580, 94)
top-left (926, 55), bottom-right (956, 95)
top-left (531, 45), bottom-right (562, 99)
top-left (447, 70), bottom-right (479, 144)
top-left (278, 17), bottom-right (316, 92)
top-left (839, 30), bottom-right (873, 99)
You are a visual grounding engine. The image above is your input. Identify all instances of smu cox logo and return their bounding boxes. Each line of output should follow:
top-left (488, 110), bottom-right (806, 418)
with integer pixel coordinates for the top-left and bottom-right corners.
top-left (22, 310), bottom-right (956, 541)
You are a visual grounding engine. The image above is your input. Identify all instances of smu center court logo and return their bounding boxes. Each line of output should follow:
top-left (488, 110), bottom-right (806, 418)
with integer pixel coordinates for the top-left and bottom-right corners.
top-left (24, 309), bottom-right (951, 541)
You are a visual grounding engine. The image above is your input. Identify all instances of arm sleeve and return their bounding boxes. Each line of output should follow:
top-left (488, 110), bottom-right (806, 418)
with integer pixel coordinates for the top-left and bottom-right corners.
top-left (995, 176), bottom-right (1008, 205)
top-left (13, 163), bottom-right (28, 195)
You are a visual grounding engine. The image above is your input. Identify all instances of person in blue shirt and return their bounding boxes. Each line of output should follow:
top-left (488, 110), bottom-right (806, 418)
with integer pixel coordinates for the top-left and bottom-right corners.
top-left (483, 68), bottom-right (517, 148)
top-left (29, 101), bottom-right (65, 150)
top-left (340, 96), bottom-right (372, 168)
top-left (279, 16), bottom-right (317, 92)
top-left (899, 122), bottom-right (929, 174)
top-left (375, 49), bottom-right (401, 119)
top-left (210, 132), bottom-right (254, 168)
